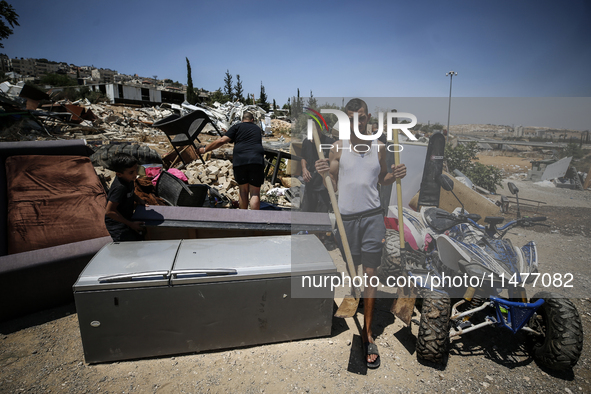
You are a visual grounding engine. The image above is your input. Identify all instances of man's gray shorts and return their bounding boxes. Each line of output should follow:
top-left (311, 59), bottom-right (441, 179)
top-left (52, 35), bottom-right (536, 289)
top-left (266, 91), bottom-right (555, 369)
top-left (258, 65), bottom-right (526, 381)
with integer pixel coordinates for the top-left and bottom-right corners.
top-left (336, 209), bottom-right (386, 269)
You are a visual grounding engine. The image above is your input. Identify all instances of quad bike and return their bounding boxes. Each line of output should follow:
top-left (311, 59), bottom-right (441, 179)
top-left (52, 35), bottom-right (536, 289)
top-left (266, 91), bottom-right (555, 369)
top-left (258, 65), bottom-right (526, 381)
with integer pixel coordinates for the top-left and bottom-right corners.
top-left (382, 174), bottom-right (583, 371)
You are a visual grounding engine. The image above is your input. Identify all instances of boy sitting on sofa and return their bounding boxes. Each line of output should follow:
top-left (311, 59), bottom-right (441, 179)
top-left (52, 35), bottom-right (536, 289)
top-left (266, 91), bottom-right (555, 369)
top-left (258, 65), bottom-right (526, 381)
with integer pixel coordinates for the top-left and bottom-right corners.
top-left (105, 153), bottom-right (147, 242)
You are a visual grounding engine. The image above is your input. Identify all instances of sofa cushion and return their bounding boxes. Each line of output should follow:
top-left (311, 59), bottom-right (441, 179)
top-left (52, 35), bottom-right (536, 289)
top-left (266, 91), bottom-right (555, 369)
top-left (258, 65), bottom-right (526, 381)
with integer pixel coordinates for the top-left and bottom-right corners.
top-left (6, 155), bottom-right (109, 254)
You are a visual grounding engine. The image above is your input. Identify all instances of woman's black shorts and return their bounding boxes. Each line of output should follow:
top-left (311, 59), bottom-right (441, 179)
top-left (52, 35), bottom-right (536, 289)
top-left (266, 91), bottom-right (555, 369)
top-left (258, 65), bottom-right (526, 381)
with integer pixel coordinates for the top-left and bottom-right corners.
top-left (233, 164), bottom-right (264, 187)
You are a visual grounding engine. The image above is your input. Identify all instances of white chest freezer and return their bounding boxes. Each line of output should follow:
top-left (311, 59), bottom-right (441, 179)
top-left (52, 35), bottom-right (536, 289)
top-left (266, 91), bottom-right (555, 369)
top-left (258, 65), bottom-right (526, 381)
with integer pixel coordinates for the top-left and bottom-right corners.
top-left (74, 235), bottom-right (336, 363)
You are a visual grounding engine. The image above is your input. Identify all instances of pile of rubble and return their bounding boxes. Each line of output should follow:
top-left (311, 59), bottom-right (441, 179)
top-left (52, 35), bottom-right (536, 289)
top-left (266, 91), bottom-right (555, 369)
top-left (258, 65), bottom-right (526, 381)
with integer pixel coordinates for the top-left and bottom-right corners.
top-left (271, 119), bottom-right (292, 134)
top-left (95, 158), bottom-right (292, 207)
top-left (1, 86), bottom-right (296, 206)
top-left (182, 101), bottom-right (267, 132)
top-left (0, 83), bottom-right (291, 148)
top-left (183, 159), bottom-right (291, 206)
top-left (55, 102), bottom-right (172, 143)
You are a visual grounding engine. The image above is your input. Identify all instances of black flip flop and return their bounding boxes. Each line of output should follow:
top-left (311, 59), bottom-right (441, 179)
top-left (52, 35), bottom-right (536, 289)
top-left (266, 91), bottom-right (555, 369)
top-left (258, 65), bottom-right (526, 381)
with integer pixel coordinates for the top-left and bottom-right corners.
top-left (365, 343), bottom-right (381, 369)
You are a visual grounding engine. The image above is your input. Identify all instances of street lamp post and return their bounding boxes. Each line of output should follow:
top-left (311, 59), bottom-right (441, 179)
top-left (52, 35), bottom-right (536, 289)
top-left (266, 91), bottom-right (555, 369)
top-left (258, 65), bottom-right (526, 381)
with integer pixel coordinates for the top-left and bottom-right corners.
top-left (446, 71), bottom-right (457, 136)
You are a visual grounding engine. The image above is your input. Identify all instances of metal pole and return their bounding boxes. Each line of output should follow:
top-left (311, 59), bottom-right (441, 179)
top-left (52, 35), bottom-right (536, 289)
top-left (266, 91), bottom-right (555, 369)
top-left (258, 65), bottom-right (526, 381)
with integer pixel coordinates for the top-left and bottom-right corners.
top-left (446, 71), bottom-right (457, 136)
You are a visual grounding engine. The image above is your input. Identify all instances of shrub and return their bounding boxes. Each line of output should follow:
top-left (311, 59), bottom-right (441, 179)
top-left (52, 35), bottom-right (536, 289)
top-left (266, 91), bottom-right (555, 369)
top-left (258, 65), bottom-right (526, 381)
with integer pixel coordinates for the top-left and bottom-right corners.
top-left (465, 162), bottom-right (504, 193)
top-left (445, 141), bottom-right (503, 193)
top-left (85, 90), bottom-right (109, 104)
top-left (562, 142), bottom-right (584, 160)
top-left (445, 141), bottom-right (479, 175)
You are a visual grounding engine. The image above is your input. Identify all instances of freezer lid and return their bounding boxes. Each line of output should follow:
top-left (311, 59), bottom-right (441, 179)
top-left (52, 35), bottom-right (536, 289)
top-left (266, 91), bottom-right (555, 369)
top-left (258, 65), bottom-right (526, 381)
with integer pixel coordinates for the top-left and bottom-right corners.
top-left (74, 240), bottom-right (182, 291)
top-left (170, 235), bottom-right (335, 285)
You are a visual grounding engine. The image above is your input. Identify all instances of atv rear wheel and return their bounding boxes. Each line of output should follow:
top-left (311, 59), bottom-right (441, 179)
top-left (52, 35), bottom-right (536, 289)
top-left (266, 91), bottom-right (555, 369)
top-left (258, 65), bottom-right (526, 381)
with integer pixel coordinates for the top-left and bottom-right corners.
top-left (417, 291), bottom-right (451, 364)
top-left (529, 292), bottom-right (583, 371)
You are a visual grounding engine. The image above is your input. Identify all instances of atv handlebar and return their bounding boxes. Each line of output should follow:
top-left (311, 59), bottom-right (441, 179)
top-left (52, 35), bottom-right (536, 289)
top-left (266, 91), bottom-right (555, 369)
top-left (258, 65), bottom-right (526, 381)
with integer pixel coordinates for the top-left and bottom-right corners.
top-left (495, 216), bottom-right (547, 230)
top-left (494, 216), bottom-right (548, 237)
top-left (463, 216), bottom-right (548, 238)
top-left (436, 212), bottom-right (481, 222)
top-left (436, 212), bottom-right (547, 235)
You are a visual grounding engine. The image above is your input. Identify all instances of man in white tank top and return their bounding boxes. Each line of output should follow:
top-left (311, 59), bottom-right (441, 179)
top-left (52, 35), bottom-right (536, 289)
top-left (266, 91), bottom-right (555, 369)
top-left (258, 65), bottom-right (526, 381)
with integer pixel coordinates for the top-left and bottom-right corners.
top-left (316, 98), bottom-right (406, 368)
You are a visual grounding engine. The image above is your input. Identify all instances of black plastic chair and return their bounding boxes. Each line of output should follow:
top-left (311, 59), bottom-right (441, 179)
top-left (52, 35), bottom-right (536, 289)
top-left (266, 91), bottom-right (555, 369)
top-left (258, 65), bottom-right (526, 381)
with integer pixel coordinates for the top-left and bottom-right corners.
top-left (155, 170), bottom-right (209, 207)
top-left (153, 110), bottom-right (222, 166)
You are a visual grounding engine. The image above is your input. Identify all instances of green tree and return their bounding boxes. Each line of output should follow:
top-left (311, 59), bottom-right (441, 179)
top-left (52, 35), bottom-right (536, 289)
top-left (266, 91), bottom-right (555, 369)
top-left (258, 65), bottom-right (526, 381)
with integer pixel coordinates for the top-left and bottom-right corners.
top-left (0, 1), bottom-right (18, 48)
top-left (445, 141), bottom-right (479, 175)
top-left (272, 99), bottom-right (276, 111)
top-left (307, 90), bottom-right (318, 109)
top-left (85, 89), bottom-right (109, 104)
top-left (444, 141), bottom-right (503, 193)
top-left (258, 81), bottom-right (270, 111)
top-left (52, 86), bottom-right (88, 101)
top-left (209, 88), bottom-right (226, 104)
top-left (234, 74), bottom-right (244, 103)
top-left (185, 57), bottom-right (197, 104)
top-left (563, 142), bottom-right (584, 160)
top-left (291, 89), bottom-right (305, 117)
top-left (39, 73), bottom-right (77, 87)
top-left (223, 70), bottom-right (234, 101)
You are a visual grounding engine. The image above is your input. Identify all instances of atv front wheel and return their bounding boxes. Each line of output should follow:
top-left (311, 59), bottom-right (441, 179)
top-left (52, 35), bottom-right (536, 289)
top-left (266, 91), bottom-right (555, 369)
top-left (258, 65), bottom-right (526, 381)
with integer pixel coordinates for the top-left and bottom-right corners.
top-left (529, 292), bottom-right (583, 371)
top-left (416, 292), bottom-right (451, 364)
top-left (377, 229), bottom-right (401, 282)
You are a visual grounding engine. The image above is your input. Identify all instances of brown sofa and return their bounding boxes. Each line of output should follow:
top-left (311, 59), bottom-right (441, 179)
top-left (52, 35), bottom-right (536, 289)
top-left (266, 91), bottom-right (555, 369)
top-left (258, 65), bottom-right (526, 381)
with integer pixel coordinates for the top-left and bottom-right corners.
top-left (0, 140), bottom-right (111, 321)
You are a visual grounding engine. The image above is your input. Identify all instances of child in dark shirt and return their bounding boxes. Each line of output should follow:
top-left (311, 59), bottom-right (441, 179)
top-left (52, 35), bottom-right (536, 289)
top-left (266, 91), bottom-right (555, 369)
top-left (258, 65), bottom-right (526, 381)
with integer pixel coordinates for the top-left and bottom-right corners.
top-left (105, 153), bottom-right (147, 242)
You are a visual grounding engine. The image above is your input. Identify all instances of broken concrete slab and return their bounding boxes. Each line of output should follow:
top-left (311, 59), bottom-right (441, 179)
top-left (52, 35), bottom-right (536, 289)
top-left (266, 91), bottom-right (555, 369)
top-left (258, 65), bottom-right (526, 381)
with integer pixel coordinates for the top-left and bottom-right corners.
top-left (541, 156), bottom-right (572, 181)
top-left (540, 157), bottom-right (572, 181)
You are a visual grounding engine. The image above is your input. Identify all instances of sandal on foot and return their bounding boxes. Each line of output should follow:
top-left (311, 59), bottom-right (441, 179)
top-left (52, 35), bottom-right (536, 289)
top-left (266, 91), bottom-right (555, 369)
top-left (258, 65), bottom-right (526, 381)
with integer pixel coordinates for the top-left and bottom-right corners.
top-left (365, 343), bottom-right (381, 369)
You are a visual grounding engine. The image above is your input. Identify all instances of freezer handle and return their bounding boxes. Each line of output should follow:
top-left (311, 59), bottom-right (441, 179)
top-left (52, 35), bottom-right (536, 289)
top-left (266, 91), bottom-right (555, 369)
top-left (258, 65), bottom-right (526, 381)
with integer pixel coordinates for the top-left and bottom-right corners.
top-left (171, 269), bottom-right (237, 278)
top-left (98, 270), bottom-right (170, 283)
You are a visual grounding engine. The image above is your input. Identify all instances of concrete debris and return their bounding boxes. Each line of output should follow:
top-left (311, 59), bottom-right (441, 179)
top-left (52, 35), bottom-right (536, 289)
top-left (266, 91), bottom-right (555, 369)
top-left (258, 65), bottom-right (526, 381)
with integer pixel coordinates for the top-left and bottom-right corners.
top-left (181, 159), bottom-right (289, 207)
top-left (271, 119), bottom-right (292, 134)
top-left (94, 166), bottom-right (117, 188)
top-left (534, 180), bottom-right (556, 188)
top-left (0, 96), bottom-right (293, 206)
top-left (179, 101), bottom-right (274, 135)
top-left (0, 81), bottom-right (25, 97)
top-left (541, 156), bottom-right (572, 181)
top-left (267, 187), bottom-right (288, 196)
top-left (0, 92), bottom-right (293, 162)
top-left (0, 98), bottom-right (173, 147)
top-left (506, 173), bottom-right (528, 181)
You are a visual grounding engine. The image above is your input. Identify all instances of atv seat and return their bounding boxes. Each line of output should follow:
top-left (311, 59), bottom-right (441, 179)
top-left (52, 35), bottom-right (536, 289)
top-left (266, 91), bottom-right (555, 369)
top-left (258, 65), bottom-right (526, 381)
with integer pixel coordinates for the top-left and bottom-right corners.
top-left (484, 216), bottom-right (505, 226)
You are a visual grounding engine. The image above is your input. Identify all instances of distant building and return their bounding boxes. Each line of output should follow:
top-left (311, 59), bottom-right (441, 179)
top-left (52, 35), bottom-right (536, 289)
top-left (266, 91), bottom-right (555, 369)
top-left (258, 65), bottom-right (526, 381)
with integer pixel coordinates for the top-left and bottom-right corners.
top-left (514, 125), bottom-right (524, 137)
top-left (9, 58), bottom-right (36, 76)
top-left (1, 55), bottom-right (194, 104)
top-left (87, 82), bottom-right (186, 106)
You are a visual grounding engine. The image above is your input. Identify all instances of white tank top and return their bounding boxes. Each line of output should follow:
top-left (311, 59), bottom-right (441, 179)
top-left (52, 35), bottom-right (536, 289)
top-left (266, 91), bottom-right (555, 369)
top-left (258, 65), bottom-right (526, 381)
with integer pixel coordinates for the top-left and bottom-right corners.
top-left (337, 140), bottom-right (381, 215)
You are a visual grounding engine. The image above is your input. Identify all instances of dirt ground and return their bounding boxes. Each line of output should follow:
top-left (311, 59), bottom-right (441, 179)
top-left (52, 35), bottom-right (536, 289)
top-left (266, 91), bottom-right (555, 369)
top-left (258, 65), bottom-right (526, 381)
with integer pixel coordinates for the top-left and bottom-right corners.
top-left (2, 156), bottom-right (591, 394)
top-left (477, 153), bottom-right (534, 174)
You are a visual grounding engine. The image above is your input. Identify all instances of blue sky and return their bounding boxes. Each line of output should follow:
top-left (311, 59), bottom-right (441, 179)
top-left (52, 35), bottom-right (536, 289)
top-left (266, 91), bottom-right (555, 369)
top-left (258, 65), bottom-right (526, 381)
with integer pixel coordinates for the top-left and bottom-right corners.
top-left (3, 0), bottom-right (590, 128)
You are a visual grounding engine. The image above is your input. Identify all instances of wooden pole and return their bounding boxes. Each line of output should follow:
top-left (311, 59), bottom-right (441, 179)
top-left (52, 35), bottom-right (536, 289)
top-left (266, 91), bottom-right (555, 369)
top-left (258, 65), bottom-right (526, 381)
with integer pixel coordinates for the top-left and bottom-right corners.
top-left (311, 127), bottom-right (361, 317)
